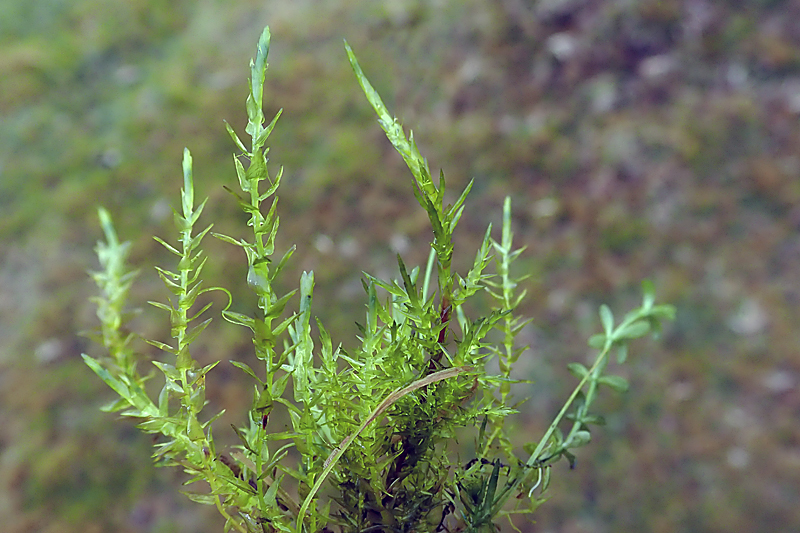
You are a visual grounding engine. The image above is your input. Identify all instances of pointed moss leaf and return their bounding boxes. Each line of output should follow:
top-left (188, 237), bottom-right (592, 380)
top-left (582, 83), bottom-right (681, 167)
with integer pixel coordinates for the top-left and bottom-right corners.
top-left (365, 279), bottom-right (378, 335)
top-left (263, 472), bottom-right (285, 506)
top-left (99, 396), bottom-right (131, 413)
top-left (180, 278), bottom-right (205, 306)
top-left (541, 465), bottom-right (552, 493)
top-left (230, 360), bottom-right (262, 384)
top-left (176, 345), bottom-right (194, 370)
top-left (483, 287), bottom-right (502, 301)
top-left (198, 360), bottom-right (220, 378)
top-left (260, 199), bottom-right (280, 256)
top-left (181, 491), bottom-right (218, 505)
top-left (233, 156), bottom-right (249, 192)
top-left (272, 307), bottom-right (298, 336)
top-left (153, 236), bottom-right (181, 257)
top-left (229, 472), bottom-right (259, 495)
top-left (212, 232), bottom-right (249, 248)
top-left (272, 244), bottom-right (296, 278)
top-left (362, 273), bottom-right (405, 298)
top-left (183, 318), bottom-right (212, 347)
top-left (265, 289), bottom-right (297, 321)
top-left (316, 318), bottom-right (335, 358)
top-left (421, 191), bottom-right (445, 241)
top-left (173, 214), bottom-right (190, 236)
top-left (189, 387), bottom-right (207, 413)
top-left (396, 256), bottom-right (420, 308)
top-left (434, 164), bottom-right (445, 200)
top-left (177, 253), bottom-right (193, 273)
top-left (272, 371), bottom-right (291, 398)
top-left (258, 170), bottom-right (282, 203)
top-left (205, 409), bottom-right (225, 430)
top-left (187, 301), bottom-right (213, 324)
top-left (246, 146), bottom-right (266, 182)
top-left (154, 271), bottom-right (182, 295)
top-left (136, 418), bottom-right (171, 433)
top-left (598, 375), bottom-right (629, 393)
top-left (152, 361), bottom-right (180, 380)
top-left (148, 300), bottom-right (173, 312)
top-left (97, 207), bottom-right (120, 247)
top-left (451, 178), bottom-right (474, 217)
top-left (186, 416), bottom-right (204, 441)
top-left (449, 204), bottom-right (467, 233)
top-left (230, 424), bottom-right (256, 454)
top-left (222, 310), bottom-right (256, 332)
top-left (82, 354), bottom-right (131, 399)
top-left (189, 226), bottom-right (213, 254)
top-left (254, 108), bottom-right (282, 148)
top-left (145, 338), bottom-right (177, 355)
top-left (245, 93), bottom-right (262, 137)
top-left (157, 384), bottom-right (170, 416)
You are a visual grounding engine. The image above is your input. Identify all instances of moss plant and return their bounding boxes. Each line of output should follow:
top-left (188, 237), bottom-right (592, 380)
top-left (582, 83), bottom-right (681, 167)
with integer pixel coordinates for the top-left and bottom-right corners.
top-left (83, 27), bottom-right (675, 533)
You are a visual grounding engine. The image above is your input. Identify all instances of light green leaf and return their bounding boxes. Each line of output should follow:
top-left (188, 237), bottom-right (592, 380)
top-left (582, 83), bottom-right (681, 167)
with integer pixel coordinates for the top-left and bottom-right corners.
top-left (614, 320), bottom-right (650, 340)
top-left (566, 430), bottom-right (591, 448)
top-left (82, 354), bottom-right (130, 399)
top-left (145, 338), bottom-right (177, 355)
top-left (222, 310), bottom-right (256, 332)
top-left (212, 232), bottom-right (249, 248)
top-left (599, 305), bottom-right (614, 335)
top-left (181, 491), bottom-right (218, 505)
top-left (230, 360), bottom-right (262, 384)
top-left (182, 318), bottom-right (212, 347)
top-left (254, 108), bottom-right (282, 149)
top-left (616, 344), bottom-right (629, 364)
top-left (566, 362), bottom-right (589, 379)
top-left (224, 121), bottom-right (248, 153)
top-left (641, 279), bottom-right (655, 309)
top-left (598, 375), bottom-right (629, 393)
top-left (651, 304), bottom-right (677, 321)
top-left (588, 333), bottom-right (606, 349)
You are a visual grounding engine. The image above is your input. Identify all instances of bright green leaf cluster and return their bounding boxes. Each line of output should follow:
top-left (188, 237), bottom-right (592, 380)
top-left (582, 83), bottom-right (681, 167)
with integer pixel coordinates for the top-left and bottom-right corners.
top-left (84, 26), bottom-right (676, 533)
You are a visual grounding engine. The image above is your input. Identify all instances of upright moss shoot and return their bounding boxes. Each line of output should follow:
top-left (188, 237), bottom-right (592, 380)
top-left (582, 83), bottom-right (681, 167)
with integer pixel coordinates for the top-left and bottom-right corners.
top-left (84, 26), bottom-right (675, 533)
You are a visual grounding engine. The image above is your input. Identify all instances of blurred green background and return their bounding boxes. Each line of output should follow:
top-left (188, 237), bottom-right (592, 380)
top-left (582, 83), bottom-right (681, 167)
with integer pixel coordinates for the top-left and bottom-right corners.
top-left (2, 0), bottom-right (798, 532)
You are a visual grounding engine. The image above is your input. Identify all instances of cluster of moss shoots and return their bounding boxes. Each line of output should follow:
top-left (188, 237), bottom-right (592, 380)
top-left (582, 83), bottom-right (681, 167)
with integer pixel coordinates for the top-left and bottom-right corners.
top-left (84, 27), bottom-right (675, 533)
